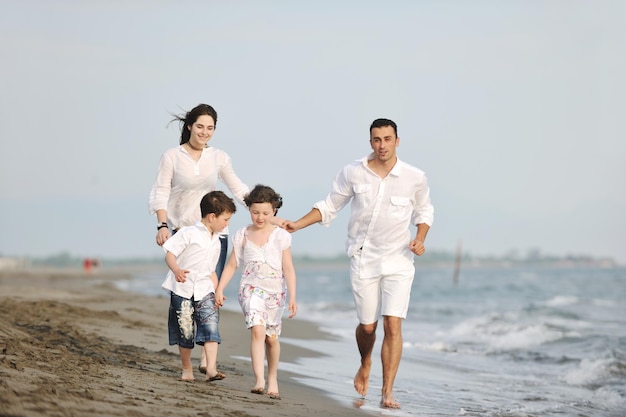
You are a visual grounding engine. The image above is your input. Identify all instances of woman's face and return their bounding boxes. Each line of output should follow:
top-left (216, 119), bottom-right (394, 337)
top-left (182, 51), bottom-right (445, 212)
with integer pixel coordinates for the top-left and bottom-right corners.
top-left (188, 114), bottom-right (215, 148)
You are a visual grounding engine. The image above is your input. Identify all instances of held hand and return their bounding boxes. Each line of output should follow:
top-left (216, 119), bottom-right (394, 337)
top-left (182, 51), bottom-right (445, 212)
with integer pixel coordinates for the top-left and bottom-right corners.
top-left (156, 228), bottom-right (171, 246)
top-left (288, 301), bottom-right (297, 318)
top-left (174, 269), bottom-right (189, 283)
top-left (270, 215), bottom-right (287, 228)
top-left (409, 239), bottom-right (426, 256)
top-left (214, 292), bottom-right (226, 308)
top-left (283, 221), bottom-right (299, 233)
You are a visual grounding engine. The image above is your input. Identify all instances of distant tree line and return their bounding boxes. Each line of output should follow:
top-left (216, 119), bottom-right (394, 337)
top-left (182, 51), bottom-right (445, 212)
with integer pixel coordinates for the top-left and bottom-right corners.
top-left (12, 248), bottom-right (618, 268)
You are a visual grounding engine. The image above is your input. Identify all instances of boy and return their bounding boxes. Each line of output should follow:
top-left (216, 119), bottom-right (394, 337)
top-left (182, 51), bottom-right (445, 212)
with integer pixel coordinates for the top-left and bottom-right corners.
top-left (161, 190), bottom-right (236, 381)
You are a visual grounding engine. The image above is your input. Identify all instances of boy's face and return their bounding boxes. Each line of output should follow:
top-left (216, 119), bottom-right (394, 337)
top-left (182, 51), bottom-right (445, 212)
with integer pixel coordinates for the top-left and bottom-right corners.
top-left (209, 211), bottom-right (233, 233)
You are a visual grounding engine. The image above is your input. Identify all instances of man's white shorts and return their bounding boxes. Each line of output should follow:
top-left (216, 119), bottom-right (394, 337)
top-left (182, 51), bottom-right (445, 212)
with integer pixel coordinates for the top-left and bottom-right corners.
top-left (349, 252), bottom-right (415, 325)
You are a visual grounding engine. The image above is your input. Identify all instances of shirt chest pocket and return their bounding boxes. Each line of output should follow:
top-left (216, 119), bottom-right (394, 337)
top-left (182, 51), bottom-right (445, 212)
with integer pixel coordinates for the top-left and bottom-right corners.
top-left (352, 184), bottom-right (371, 205)
top-left (389, 196), bottom-right (411, 219)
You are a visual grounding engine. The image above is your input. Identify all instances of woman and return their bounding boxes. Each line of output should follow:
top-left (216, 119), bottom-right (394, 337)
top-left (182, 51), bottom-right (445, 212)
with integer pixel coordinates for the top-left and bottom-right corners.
top-left (149, 103), bottom-right (249, 373)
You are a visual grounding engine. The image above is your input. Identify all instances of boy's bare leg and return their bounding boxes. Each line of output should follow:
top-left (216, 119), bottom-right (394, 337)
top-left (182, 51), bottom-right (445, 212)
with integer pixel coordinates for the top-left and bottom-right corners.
top-left (354, 321), bottom-right (377, 397)
top-left (179, 346), bottom-right (194, 381)
top-left (265, 336), bottom-right (280, 396)
top-left (380, 316), bottom-right (402, 409)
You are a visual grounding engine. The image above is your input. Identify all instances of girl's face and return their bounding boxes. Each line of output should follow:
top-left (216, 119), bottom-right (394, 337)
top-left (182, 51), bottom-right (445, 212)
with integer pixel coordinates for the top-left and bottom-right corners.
top-left (249, 202), bottom-right (275, 229)
top-left (188, 114), bottom-right (215, 148)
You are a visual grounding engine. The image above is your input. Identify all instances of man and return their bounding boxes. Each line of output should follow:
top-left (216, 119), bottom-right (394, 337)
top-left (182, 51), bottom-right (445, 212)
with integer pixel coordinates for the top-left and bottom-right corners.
top-left (284, 118), bottom-right (434, 409)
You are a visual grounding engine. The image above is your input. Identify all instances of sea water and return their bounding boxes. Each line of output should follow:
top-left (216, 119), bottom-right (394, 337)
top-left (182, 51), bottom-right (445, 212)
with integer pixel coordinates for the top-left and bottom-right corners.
top-left (121, 265), bottom-right (626, 416)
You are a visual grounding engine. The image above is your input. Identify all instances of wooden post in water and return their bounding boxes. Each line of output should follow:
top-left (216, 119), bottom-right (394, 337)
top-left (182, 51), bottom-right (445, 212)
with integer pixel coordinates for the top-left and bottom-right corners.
top-left (453, 240), bottom-right (462, 286)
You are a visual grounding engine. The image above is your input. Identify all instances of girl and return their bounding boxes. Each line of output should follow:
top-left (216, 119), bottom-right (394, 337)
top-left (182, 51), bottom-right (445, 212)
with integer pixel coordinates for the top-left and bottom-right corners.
top-left (215, 185), bottom-right (297, 399)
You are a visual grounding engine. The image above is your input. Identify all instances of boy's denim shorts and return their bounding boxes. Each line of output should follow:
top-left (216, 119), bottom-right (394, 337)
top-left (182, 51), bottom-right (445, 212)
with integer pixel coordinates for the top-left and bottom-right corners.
top-left (168, 292), bottom-right (221, 349)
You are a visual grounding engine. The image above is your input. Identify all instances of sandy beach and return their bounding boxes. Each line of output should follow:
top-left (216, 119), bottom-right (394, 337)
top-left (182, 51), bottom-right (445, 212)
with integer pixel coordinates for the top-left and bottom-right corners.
top-left (0, 267), bottom-right (368, 417)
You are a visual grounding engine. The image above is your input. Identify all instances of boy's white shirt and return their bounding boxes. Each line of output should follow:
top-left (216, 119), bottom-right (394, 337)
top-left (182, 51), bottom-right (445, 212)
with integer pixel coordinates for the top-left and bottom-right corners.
top-left (161, 221), bottom-right (221, 299)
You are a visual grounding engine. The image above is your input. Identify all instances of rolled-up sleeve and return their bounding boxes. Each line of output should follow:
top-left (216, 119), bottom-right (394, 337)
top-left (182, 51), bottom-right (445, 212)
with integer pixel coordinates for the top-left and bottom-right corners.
top-left (314, 166), bottom-right (354, 226)
top-left (412, 173), bottom-right (434, 227)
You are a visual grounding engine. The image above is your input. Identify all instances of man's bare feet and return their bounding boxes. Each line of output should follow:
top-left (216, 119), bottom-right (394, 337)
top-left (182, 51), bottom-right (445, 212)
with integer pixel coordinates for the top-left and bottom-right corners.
top-left (353, 364), bottom-right (371, 397)
top-left (181, 366), bottom-right (195, 381)
top-left (380, 394), bottom-right (400, 409)
top-left (352, 398), bottom-right (366, 409)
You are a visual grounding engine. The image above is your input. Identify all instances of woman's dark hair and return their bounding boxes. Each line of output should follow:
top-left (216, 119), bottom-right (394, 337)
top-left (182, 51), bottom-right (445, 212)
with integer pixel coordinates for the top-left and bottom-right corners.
top-left (244, 184), bottom-right (283, 214)
top-left (170, 104), bottom-right (218, 145)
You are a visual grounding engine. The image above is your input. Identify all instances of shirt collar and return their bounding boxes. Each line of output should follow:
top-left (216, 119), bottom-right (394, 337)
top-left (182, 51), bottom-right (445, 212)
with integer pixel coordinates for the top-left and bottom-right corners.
top-left (179, 145), bottom-right (209, 155)
top-left (194, 221), bottom-right (218, 238)
top-left (363, 153), bottom-right (402, 177)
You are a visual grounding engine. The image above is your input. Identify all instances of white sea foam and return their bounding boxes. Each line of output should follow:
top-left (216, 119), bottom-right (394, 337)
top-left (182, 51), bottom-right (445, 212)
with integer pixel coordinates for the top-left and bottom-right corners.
top-left (565, 357), bottom-right (612, 385)
top-left (447, 314), bottom-right (565, 350)
top-left (591, 386), bottom-right (626, 408)
top-left (488, 324), bottom-right (564, 350)
top-left (406, 340), bottom-right (457, 352)
top-left (544, 295), bottom-right (579, 307)
top-left (591, 298), bottom-right (617, 307)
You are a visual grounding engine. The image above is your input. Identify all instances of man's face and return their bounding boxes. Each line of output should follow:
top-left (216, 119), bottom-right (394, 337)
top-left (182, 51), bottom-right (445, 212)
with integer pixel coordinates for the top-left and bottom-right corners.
top-left (370, 125), bottom-right (399, 163)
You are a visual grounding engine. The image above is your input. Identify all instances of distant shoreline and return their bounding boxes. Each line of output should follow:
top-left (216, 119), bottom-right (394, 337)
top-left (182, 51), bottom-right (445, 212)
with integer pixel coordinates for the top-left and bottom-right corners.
top-left (0, 252), bottom-right (620, 273)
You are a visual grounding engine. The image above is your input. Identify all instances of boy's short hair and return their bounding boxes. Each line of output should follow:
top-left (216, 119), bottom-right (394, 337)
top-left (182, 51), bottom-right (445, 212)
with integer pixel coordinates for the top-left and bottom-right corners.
top-left (200, 191), bottom-right (236, 217)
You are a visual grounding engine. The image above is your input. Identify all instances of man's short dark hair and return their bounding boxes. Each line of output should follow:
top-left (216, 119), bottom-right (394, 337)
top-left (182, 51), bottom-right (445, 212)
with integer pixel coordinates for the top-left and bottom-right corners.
top-left (370, 118), bottom-right (398, 136)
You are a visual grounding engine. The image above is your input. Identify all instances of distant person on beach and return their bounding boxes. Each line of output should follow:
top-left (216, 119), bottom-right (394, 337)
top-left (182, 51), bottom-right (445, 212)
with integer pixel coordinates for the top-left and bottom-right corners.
top-left (215, 185), bottom-right (297, 400)
top-left (283, 118), bottom-right (434, 409)
top-left (149, 103), bottom-right (250, 373)
top-left (161, 191), bottom-right (236, 382)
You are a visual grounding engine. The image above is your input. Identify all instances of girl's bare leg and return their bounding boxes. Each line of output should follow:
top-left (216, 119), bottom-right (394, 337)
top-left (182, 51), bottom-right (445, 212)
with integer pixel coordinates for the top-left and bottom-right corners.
top-left (250, 325), bottom-right (266, 391)
top-left (266, 336), bottom-right (280, 396)
top-left (200, 350), bottom-right (207, 372)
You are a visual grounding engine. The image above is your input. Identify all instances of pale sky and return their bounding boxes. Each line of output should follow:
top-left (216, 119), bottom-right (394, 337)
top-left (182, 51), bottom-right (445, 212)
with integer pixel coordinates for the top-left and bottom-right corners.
top-left (1, 1), bottom-right (625, 264)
